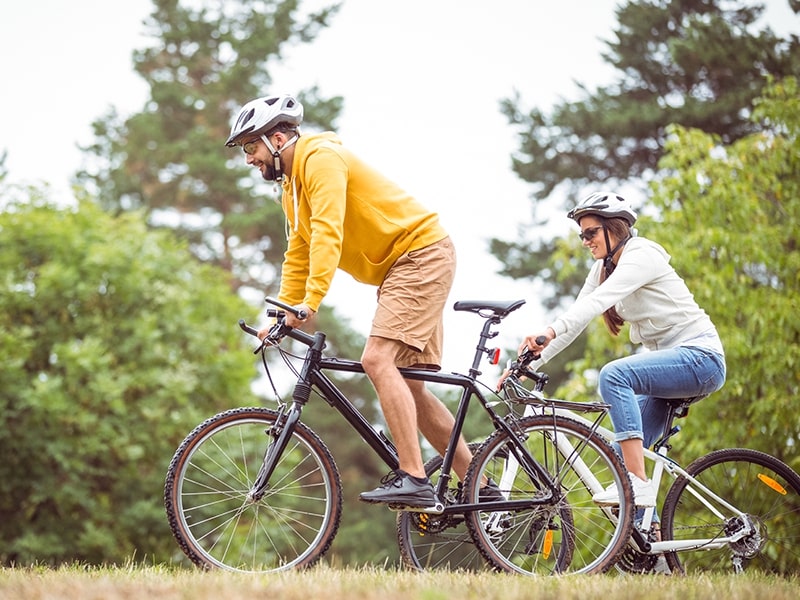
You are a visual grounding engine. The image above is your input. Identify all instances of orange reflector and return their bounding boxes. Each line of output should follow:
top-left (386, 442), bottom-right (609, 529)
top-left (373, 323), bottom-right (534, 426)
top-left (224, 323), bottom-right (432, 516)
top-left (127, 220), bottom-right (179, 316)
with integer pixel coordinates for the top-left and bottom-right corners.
top-left (758, 473), bottom-right (787, 495)
top-left (543, 530), bottom-right (553, 559)
top-left (490, 348), bottom-right (501, 365)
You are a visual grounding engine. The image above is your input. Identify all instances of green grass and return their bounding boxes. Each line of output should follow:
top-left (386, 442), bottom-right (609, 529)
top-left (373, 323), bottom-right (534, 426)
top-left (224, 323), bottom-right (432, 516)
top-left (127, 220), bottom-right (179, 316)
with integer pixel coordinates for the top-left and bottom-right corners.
top-left (1, 564), bottom-right (799, 600)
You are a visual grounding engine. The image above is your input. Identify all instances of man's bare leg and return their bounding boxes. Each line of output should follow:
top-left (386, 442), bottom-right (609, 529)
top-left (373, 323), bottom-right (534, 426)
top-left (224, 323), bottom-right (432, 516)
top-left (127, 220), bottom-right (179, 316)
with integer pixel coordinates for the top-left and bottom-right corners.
top-left (360, 335), bottom-right (426, 478)
top-left (405, 378), bottom-right (473, 481)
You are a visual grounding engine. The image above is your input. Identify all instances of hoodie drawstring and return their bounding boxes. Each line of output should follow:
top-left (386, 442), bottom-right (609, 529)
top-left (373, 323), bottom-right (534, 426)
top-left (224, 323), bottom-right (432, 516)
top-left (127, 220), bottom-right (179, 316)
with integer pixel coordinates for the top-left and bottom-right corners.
top-left (291, 176), bottom-right (299, 232)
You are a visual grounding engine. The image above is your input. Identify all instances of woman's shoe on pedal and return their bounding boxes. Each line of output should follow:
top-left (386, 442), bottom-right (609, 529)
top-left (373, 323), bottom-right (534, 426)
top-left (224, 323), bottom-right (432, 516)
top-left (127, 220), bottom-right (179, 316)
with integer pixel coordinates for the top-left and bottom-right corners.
top-left (592, 473), bottom-right (656, 507)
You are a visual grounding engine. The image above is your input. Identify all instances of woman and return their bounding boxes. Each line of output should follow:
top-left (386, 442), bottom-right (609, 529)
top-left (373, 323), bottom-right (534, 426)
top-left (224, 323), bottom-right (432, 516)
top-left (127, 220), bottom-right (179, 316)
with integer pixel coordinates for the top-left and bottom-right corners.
top-left (515, 192), bottom-right (726, 506)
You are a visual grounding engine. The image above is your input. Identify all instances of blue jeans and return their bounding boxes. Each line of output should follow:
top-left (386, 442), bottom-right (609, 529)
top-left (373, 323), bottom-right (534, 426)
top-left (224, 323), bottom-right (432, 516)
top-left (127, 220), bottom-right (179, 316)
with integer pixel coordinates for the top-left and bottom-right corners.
top-left (598, 346), bottom-right (726, 448)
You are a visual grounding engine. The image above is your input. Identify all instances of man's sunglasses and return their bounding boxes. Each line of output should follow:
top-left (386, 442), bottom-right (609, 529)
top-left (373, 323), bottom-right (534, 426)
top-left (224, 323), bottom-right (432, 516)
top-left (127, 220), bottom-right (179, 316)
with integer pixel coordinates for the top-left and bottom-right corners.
top-left (579, 226), bottom-right (604, 242)
top-left (242, 139), bottom-right (260, 155)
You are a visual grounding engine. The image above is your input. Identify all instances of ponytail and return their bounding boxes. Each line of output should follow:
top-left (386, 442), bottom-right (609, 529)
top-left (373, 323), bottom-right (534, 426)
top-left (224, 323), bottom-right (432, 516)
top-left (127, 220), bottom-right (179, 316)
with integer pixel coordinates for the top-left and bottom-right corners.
top-left (598, 218), bottom-right (632, 336)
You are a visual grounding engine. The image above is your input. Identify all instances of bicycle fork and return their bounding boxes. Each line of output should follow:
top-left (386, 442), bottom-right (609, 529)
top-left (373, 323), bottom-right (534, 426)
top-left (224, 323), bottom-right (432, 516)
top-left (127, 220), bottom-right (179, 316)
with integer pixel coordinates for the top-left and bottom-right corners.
top-left (246, 403), bottom-right (300, 503)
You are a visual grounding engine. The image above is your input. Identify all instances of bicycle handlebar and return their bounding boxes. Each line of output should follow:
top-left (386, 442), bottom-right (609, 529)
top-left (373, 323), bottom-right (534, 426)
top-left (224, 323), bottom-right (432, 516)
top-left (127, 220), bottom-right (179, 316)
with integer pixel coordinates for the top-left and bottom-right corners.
top-left (505, 335), bottom-right (549, 388)
top-left (241, 296), bottom-right (541, 382)
top-left (518, 335), bottom-right (547, 364)
top-left (264, 296), bottom-right (307, 321)
top-left (238, 297), bottom-right (318, 350)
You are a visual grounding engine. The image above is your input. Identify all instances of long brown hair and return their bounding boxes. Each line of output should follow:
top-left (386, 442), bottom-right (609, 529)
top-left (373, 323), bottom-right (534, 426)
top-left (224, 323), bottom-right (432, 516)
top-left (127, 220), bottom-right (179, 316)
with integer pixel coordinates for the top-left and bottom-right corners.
top-left (597, 217), bottom-right (632, 336)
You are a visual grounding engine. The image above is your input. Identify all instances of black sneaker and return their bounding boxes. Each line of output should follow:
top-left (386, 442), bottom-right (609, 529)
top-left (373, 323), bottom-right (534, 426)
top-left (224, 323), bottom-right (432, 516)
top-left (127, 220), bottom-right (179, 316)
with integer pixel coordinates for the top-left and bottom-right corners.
top-left (479, 478), bottom-right (504, 502)
top-left (359, 470), bottom-right (436, 508)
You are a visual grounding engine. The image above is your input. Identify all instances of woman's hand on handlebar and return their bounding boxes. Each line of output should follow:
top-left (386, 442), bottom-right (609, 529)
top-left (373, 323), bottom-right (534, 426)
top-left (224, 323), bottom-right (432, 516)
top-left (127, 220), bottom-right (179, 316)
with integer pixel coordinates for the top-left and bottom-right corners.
top-left (519, 328), bottom-right (555, 355)
top-left (495, 330), bottom-right (553, 391)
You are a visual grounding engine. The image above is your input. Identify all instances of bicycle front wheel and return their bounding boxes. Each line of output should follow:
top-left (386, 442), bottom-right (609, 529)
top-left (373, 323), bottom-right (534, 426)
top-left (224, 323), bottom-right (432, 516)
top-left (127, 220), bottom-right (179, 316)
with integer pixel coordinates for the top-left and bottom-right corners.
top-left (164, 407), bottom-right (342, 572)
top-left (464, 414), bottom-right (634, 575)
top-left (661, 447), bottom-right (800, 575)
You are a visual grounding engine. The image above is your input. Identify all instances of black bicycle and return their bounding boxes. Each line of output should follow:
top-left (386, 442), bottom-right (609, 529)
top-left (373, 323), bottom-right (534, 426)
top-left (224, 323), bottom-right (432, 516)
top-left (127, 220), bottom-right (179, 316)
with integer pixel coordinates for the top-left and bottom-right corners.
top-left (164, 297), bottom-right (634, 574)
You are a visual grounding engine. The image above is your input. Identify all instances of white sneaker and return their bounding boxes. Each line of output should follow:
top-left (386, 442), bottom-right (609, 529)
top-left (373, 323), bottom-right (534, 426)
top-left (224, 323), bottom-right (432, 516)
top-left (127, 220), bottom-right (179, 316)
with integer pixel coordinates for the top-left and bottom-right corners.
top-left (592, 473), bottom-right (656, 507)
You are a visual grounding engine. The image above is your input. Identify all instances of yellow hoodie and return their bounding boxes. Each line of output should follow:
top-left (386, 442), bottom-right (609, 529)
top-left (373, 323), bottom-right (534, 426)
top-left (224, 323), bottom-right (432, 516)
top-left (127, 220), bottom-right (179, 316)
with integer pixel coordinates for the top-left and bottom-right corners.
top-left (278, 132), bottom-right (448, 311)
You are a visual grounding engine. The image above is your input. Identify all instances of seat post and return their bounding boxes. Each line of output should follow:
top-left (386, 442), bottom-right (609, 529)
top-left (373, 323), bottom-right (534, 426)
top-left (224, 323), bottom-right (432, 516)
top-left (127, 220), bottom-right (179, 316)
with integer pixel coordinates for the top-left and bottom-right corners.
top-left (652, 403), bottom-right (682, 453)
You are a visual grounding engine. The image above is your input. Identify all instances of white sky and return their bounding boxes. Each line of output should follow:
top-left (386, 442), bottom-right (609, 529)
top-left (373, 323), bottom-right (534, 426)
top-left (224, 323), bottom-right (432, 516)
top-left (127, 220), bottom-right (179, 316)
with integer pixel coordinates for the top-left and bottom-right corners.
top-left (1, 0), bottom-right (797, 371)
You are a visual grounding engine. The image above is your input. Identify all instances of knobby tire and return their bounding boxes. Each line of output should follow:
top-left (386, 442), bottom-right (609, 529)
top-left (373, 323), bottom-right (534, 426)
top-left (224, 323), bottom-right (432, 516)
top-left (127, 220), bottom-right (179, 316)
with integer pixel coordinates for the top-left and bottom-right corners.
top-left (464, 414), bottom-right (634, 575)
top-left (164, 407), bottom-right (342, 572)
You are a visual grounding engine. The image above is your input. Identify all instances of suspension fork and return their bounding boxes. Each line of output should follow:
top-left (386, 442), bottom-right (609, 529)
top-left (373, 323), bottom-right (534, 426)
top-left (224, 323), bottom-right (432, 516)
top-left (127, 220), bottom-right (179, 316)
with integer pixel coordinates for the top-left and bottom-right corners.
top-left (494, 416), bottom-right (561, 501)
top-left (246, 401), bottom-right (303, 503)
top-left (519, 404), bottom-right (605, 495)
top-left (247, 334), bottom-right (323, 503)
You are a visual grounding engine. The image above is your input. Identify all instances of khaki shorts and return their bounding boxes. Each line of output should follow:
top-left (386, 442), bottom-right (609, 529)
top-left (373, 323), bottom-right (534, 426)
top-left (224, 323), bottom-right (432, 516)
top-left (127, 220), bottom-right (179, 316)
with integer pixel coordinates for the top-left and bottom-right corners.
top-left (371, 237), bottom-right (456, 369)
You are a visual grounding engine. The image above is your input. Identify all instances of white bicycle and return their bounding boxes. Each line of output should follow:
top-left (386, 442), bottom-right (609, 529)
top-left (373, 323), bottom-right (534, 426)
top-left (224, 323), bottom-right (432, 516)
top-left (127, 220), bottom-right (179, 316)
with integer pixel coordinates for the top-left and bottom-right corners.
top-left (502, 351), bottom-right (800, 576)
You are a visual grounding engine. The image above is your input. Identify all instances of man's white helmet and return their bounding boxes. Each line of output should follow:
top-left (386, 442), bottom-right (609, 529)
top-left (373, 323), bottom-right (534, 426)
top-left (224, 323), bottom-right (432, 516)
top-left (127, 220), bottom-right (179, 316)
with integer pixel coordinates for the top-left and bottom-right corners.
top-left (225, 94), bottom-right (303, 147)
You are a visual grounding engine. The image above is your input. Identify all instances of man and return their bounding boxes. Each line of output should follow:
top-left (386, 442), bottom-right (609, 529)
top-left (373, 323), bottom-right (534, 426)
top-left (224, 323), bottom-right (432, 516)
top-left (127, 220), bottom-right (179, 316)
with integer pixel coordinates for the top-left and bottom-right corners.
top-left (225, 94), bottom-right (475, 509)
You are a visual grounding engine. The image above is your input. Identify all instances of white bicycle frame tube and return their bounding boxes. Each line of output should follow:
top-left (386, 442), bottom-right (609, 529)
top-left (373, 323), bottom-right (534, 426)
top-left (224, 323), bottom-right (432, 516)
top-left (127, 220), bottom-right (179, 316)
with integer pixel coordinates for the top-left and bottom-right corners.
top-left (521, 403), bottom-right (751, 555)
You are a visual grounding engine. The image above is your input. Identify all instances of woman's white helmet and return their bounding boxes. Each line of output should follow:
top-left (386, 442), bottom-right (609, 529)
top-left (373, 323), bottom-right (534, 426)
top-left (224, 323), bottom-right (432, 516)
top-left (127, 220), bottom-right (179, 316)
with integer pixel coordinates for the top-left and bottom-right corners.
top-left (567, 191), bottom-right (637, 227)
top-left (225, 94), bottom-right (304, 147)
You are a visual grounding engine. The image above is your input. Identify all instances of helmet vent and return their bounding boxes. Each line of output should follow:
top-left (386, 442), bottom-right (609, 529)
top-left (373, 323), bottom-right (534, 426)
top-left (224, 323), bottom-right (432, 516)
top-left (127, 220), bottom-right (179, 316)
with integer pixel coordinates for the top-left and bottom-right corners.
top-left (236, 108), bottom-right (255, 129)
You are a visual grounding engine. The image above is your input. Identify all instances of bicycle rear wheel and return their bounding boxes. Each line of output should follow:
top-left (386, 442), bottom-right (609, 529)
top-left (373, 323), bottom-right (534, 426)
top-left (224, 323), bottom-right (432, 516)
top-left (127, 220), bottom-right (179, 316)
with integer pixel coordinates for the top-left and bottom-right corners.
top-left (396, 443), bottom-right (486, 571)
top-left (661, 448), bottom-right (800, 575)
top-left (464, 414), bottom-right (634, 575)
top-left (164, 407), bottom-right (342, 572)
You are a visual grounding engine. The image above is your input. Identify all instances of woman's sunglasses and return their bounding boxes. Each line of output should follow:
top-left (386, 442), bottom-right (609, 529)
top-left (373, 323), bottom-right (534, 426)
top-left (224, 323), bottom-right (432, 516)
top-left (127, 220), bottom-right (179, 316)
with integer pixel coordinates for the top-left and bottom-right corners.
top-left (578, 226), bottom-right (604, 242)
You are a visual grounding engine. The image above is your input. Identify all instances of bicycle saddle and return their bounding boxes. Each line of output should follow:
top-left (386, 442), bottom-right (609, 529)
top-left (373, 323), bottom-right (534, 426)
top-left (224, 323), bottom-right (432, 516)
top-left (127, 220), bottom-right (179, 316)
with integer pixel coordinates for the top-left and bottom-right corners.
top-left (453, 299), bottom-right (526, 317)
top-left (661, 394), bottom-right (709, 419)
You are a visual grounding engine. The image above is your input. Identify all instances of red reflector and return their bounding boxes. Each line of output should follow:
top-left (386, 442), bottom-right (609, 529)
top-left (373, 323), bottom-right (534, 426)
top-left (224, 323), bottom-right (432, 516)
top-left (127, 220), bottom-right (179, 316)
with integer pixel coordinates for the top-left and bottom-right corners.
top-left (490, 348), bottom-right (501, 365)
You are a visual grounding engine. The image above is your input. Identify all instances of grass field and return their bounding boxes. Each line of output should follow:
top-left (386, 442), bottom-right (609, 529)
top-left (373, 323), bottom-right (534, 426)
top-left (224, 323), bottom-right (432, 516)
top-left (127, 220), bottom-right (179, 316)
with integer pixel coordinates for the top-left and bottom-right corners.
top-left (1, 564), bottom-right (799, 600)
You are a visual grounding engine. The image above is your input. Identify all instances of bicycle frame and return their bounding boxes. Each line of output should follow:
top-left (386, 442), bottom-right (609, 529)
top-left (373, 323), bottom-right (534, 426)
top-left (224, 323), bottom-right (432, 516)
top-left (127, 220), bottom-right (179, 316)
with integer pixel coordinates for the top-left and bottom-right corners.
top-left (244, 304), bottom-right (559, 516)
top-left (522, 403), bottom-right (753, 555)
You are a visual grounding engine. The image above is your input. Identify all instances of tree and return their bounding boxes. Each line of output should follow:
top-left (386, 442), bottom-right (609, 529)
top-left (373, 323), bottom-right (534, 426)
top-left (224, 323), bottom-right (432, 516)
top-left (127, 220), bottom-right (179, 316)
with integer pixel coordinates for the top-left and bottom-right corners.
top-left (76, 0), bottom-right (343, 294)
top-left (74, 0), bottom-right (429, 565)
top-left (492, 0), bottom-right (800, 314)
top-left (564, 77), bottom-right (800, 467)
top-left (0, 192), bottom-right (260, 565)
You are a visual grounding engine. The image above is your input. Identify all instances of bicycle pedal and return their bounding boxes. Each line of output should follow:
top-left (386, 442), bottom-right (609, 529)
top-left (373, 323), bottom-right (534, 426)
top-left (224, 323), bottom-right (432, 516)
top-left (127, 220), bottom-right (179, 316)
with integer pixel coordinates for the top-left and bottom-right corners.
top-left (388, 501), bottom-right (445, 514)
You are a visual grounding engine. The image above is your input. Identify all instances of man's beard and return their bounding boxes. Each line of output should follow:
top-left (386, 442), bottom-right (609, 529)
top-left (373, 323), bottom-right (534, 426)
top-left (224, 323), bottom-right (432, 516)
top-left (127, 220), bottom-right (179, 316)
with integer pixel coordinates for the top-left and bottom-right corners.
top-left (261, 163), bottom-right (278, 182)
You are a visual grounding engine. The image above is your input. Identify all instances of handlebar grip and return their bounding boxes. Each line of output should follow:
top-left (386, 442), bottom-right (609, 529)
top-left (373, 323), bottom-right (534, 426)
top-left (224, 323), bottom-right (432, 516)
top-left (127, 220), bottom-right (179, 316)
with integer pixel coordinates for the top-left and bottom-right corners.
top-left (238, 319), bottom-right (260, 337)
top-left (266, 296), bottom-right (308, 320)
top-left (535, 335), bottom-right (547, 346)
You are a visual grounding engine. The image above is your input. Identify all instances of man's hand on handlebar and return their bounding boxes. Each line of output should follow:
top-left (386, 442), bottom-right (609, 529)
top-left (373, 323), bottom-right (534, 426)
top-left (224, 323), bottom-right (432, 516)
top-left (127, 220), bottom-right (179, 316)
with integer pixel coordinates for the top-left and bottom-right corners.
top-left (256, 302), bottom-right (315, 341)
top-left (284, 303), bottom-right (314, 330)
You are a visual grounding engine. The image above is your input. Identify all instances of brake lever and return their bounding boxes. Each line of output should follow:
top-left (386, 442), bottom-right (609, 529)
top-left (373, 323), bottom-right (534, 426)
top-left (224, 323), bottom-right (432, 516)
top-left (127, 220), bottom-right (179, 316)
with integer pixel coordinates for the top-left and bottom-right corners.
top-left (238, 317), bottom-right (288, 353)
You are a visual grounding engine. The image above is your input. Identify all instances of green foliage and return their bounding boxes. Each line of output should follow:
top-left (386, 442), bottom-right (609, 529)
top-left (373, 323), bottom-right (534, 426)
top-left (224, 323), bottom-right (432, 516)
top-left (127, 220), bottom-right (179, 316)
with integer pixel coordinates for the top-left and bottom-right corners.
top-left (565, 78), bottom-right (800, 467)
top-left (76, 0), bottom-right (343, 293)
top-left (0, 194), bottom-right (259, 565)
